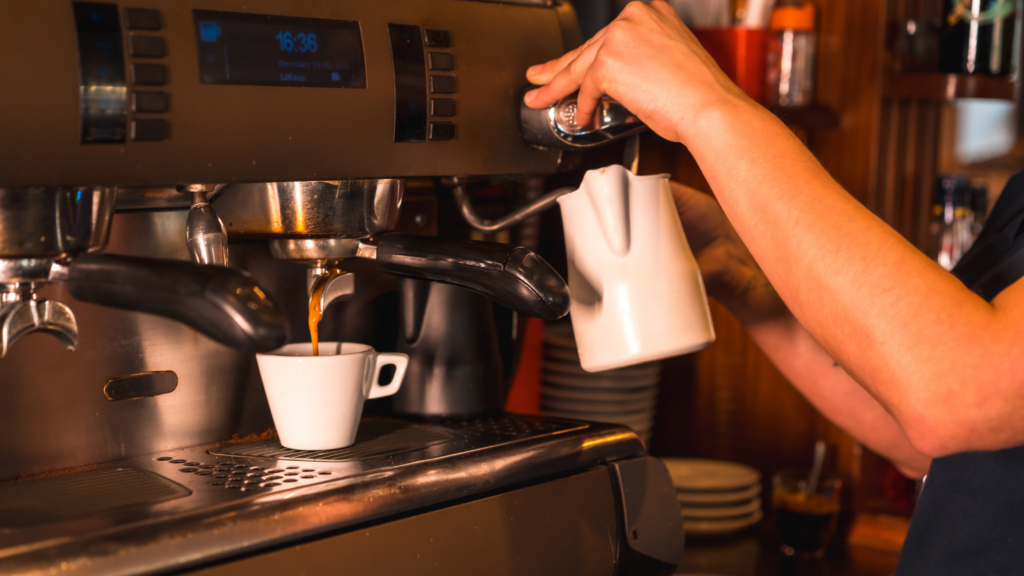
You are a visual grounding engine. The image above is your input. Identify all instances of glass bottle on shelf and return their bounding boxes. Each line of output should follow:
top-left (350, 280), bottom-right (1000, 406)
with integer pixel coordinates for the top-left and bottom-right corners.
top-left (766, 1), bottom-right (817, 108)
top-left (931, 175), bottom-right (974, 271)
top-left (939, 0), bottom-right (1019, 75)
top-left (967, 182), bottom-right (989, 240)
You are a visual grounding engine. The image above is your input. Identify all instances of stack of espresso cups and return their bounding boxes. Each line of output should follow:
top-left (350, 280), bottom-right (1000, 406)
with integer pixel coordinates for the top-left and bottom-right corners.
top-left (540, 322), bottom-right (662, 442)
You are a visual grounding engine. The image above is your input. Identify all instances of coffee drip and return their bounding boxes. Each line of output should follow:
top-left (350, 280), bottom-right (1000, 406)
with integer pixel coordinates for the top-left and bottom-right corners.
top-left (308, 264), bottom-right (343, 356)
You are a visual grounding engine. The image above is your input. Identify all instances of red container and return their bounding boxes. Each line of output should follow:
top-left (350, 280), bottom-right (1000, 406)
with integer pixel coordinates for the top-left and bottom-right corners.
top-left (692, 28), bottom-right (769, 104)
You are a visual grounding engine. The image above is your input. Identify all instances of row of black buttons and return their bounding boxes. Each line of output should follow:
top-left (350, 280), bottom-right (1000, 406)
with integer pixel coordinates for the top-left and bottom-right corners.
top-left (425, 29), bottom-right (456, 141)
top-left (124, 7), bottom-right (169, 141)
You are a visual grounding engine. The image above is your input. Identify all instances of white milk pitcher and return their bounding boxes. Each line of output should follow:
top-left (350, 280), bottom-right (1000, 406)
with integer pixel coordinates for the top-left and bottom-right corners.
top-left (557, 164), bottom-right (715, 372)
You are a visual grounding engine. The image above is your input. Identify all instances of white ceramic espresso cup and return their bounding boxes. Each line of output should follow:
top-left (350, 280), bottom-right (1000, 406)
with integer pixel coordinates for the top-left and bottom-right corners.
top-left (558, 165), bottom-right (716, 372)
top-left (256, 342), bottom-right (409, 450)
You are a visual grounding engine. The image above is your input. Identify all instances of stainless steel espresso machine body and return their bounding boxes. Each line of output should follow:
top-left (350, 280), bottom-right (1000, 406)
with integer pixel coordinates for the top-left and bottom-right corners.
top-left (0, 1), bottom-right (683, 574)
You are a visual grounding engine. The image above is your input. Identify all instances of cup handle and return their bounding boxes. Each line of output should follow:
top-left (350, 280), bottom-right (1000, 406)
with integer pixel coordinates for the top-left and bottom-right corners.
top-left (369, 352), bottom-right (409, 399)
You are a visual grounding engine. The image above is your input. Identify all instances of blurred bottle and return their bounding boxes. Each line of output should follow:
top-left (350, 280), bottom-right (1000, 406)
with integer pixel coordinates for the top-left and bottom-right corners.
top-left (931, 175), bottom-right (974, 270)
top-left (892, 18), bottom-right (941, 73)
top-left (967, 182), bottom-right (989, 240)
top-left (766, 1), bottom-right (817, 107)
top-left (939, 0), bottom-right (1019, 75)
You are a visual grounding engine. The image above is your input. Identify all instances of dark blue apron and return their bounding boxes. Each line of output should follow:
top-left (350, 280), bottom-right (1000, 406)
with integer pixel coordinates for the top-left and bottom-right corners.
top-left (896, 171), bottom-right (1024, 575)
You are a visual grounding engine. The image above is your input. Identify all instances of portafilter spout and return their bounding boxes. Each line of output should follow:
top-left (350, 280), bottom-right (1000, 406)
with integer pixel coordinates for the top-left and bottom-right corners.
top-left (0, 282), bottom-right (77, 359)
top-left (0, 187), bottom-right (115, 357)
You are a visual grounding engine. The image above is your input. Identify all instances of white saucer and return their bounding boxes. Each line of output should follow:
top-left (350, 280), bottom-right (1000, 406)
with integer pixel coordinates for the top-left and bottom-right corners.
top-left (681, 497), bottom-right (762, 520)
top-left (661, 458), bottom-right (761, 492)
top-left (684, 510), bottom-right (763, 536)
top-left (677, 483), bottom-right (763, 506)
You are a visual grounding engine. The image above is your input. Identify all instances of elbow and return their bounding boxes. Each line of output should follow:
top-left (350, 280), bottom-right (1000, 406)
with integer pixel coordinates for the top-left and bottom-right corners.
top-left (902, 421), bottom-right (959, 460)
top-left (898, 401), bottom-right (1012, 459)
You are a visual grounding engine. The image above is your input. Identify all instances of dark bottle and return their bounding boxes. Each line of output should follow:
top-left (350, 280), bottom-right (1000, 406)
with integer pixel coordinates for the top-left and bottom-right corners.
top-left (939, 0), bottom-right (1018, 75)
top-left (967, 183), bottom-right (989, 238)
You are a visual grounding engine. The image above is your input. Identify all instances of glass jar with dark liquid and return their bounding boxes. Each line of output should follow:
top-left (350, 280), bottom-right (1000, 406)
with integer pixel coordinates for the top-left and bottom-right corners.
top-left (772, 469), bottom-right (843, 559)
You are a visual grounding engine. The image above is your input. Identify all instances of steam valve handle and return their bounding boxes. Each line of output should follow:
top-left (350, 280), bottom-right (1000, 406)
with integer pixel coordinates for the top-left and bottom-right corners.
top-left (374, 235), bottom-right (570, 321)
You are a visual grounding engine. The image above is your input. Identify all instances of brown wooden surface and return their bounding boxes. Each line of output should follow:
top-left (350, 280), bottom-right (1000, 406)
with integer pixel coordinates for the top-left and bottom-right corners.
top-left (884, 73), bottom-right (1018, 101)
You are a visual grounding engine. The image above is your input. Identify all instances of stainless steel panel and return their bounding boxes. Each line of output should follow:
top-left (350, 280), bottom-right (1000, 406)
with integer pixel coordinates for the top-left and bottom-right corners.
top-left (0, 210), bottom-right (271, 482)
top-left (0, 416), bottom-right (646, 576)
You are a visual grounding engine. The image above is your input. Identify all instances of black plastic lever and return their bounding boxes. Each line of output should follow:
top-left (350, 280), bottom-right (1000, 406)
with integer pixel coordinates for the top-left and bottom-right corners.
top-left (67, 254), bottom-right (289, 351)
top-left (375, 235), bottom-right (570, 321)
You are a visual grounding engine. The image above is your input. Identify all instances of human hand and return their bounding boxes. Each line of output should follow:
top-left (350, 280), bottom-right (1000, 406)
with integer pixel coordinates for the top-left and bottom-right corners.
top-left (670, 181), bottom-right (787, 325)
top-left (523, 1), bottom-right (754, 146)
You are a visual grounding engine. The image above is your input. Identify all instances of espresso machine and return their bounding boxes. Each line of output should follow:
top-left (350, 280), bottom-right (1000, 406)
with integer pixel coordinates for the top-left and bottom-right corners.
top-left (0, 1), bottom-right (682, 574)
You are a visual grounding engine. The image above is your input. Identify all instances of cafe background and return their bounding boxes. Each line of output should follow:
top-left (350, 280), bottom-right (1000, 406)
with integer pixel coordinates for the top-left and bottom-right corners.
top-left (494, 0), bottom-right (1024, 562)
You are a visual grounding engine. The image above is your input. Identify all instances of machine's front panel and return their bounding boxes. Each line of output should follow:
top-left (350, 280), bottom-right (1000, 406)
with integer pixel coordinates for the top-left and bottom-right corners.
top-left (0, 0), bottom-right (569, 187)
top-left (0, 416), bottom-right (648, 576)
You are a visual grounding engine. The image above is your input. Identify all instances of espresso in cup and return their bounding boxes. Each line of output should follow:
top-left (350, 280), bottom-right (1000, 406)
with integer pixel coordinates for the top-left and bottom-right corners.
top-left (256, 342), bottom-right (409, 450)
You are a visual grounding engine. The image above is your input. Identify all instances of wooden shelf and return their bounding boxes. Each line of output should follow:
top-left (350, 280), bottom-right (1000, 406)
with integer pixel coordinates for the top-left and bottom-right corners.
top-left (771, 104), bottom-right (841, 130)
top-left (884, 73), bottom-right (1017, 101)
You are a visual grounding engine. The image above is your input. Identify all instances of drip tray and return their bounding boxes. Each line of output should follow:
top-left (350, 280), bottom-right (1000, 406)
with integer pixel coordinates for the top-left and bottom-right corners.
top-left (209, 419), bottom-right (457, 462)
top-left (0, 467), bottom-right (190, 529)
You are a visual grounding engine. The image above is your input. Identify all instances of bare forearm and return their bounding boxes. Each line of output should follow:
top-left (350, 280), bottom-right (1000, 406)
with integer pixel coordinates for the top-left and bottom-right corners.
top-left (746, 312), bottom-right (932, 477)
top-left (688, 100), bottom-right (1024, 455)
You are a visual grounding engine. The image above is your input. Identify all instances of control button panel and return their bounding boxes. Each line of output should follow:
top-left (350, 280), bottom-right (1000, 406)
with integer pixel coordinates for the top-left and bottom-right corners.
top-left (124, 6), bottom-right (170, 141)
top-left (425, 29), bottom-right (456, 139)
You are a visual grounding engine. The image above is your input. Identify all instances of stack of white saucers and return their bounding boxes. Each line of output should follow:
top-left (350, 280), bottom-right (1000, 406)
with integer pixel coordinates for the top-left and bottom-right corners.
top-left (661, 458), bottom-right (764, 536)
top-left (540, 322), bottom-right (662, 441)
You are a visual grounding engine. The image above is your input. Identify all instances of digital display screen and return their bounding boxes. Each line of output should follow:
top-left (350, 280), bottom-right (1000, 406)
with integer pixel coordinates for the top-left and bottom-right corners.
top-left (193, 10), bottom-right (366, 88)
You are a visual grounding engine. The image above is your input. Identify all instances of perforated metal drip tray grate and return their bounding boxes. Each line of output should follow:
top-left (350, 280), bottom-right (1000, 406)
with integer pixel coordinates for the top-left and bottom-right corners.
top-left (0, 468), bottom-right (190, 529)
top-left (209, 418), bottom-right (457, 462)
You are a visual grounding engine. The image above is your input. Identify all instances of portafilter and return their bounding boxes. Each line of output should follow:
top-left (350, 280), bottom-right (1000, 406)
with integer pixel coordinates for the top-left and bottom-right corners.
top-left (0, 187), bottom-right (287, 358)
top-left (214, 180), bottom-right (571, 321)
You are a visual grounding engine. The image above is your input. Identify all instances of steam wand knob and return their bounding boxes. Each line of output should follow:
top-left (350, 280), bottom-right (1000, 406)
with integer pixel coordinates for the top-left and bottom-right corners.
top-left (181, 184), bottom-right (229, 266)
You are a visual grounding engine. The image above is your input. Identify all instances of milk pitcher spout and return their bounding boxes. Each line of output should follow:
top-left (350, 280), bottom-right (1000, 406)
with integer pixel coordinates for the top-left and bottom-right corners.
top-left (557, 165), bottom-right (715, 372)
